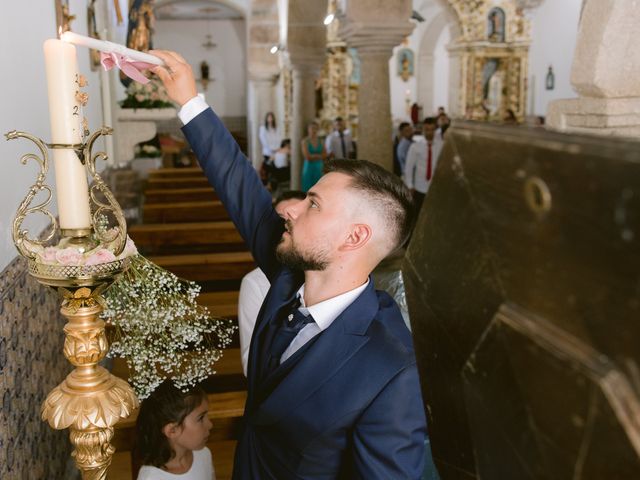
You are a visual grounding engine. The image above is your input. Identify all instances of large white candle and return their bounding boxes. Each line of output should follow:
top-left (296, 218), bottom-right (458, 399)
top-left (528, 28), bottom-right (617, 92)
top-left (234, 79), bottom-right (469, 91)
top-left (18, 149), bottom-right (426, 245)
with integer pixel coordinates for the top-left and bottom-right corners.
top-left (43, 39), bottom-right (92, 231)
top-left (60, 31), bottom-right (164, 66)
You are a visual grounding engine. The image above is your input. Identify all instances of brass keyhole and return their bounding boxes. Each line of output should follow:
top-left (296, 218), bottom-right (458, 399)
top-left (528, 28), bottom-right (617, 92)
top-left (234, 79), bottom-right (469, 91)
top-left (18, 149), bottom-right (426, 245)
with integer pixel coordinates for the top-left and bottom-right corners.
top-left (524, 176), bottom-right (552, 214)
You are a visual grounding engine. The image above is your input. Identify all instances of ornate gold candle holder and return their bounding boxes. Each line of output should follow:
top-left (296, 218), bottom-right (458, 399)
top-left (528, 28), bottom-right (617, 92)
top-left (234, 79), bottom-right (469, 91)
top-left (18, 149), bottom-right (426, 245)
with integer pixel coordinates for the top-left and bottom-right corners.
top-left (5, 127), bottom-right (139, 479)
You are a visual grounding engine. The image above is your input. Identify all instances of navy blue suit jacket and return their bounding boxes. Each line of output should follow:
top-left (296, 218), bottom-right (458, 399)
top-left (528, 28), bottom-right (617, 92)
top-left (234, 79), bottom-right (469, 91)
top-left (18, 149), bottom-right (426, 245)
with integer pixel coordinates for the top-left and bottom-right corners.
top-left (183, 108), bottom-right (427, 479)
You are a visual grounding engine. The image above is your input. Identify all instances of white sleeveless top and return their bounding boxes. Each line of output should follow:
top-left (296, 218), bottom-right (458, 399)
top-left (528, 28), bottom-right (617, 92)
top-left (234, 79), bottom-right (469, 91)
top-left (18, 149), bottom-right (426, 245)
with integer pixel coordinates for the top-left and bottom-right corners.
top-left (137, 447), bottom-right (215, 480)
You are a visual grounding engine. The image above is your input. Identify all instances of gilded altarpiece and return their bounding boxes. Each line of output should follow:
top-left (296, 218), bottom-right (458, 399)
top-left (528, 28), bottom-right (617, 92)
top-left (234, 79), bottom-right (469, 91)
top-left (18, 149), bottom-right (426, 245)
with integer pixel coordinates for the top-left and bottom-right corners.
top-left (447, 1), bottom-right (531, 121)
top-left (318, 4), bottom-right (359, 139)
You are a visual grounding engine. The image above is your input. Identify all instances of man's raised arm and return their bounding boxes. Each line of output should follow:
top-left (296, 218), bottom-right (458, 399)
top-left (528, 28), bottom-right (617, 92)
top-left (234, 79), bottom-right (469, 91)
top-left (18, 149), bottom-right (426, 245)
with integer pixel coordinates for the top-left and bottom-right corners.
top-left (151, 50), bottom-right (284, 278)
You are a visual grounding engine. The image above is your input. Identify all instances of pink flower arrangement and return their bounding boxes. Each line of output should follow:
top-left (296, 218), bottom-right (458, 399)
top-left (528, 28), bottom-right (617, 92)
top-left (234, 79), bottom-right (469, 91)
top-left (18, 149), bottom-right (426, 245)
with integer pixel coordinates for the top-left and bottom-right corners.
top-left (85, 249), bottom-right (117, 266)
top-left (55, 247), bottom-right (84, 266)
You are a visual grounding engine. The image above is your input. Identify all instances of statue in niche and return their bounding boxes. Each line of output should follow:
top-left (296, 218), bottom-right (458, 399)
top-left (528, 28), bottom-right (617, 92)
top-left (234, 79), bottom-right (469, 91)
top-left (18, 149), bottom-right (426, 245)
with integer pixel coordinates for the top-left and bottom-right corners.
top-left (127, 0), bottom-right (155, 52)
top-left (397, 48), bottom-right (415, 82)
top-left (487, 7), bottom-right (506, 42)
top-left (348, 48), bottom-right (361, 86)
top-left (486, 70), bottom-right (505, 116)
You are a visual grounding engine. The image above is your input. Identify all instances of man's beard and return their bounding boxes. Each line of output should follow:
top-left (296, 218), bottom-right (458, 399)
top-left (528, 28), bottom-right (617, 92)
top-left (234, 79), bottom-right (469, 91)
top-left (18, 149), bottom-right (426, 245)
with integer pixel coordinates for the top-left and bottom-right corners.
top-left (276, 231), bottom-right (329, 272)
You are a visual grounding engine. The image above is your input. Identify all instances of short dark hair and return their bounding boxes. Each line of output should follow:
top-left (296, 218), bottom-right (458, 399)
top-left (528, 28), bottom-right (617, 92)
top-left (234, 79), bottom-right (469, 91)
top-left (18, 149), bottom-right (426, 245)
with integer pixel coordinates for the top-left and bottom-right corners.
top-left (280, 138), bottom-right (291, 148)
top-left (334, 116), bottom-right (344, 122)
top-left (324, 159), bottom-right (414, 252)
top-left (423, 116), bottom-right (437, 125)
top-left (134, 381), bottom-right (207, 469)
top-left (398, 122), bottom-right (411, 131)
top-left (275, 190), bottom-right (306, 206)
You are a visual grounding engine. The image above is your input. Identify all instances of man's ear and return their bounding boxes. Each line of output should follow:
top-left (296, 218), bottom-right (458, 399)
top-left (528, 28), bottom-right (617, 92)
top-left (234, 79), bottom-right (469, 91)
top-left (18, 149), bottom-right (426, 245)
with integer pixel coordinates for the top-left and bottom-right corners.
top-left (162, 422), bottom-right (181, 439)
top-left (341, 224), bottom-right (372, 251)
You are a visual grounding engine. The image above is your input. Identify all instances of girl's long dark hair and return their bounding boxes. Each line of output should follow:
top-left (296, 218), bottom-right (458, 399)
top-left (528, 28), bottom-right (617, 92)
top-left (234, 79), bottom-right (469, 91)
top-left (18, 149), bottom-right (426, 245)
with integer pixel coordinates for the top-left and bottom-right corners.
top-left (134, 381), bottom-right (207, 469)
top-left (264, 111), bottom-right (277, 130)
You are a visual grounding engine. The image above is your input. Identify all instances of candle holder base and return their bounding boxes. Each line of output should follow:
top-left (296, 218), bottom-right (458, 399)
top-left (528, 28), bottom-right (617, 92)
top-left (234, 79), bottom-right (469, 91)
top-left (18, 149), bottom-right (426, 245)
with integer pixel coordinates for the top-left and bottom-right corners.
top-left (41, 286), bottom-right (138, 480)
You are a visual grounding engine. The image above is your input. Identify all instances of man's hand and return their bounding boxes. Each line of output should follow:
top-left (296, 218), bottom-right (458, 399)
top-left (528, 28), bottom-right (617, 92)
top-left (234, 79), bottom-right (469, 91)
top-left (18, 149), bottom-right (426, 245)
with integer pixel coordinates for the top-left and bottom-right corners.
top-left (150, 50), bottom-right (198, 107)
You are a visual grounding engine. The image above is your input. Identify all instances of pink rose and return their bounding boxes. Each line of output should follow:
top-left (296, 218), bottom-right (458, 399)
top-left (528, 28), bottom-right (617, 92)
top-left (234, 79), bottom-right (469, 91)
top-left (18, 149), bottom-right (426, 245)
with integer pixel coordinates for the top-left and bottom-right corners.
top-left (55, 247), bottom-right (83, 266)
top-left (85, 249), bottom-right (117, 266)
top-left (135, 93), bottom-right (145, 102)
top-left (39, 247), bottom-right (58, 264)
top-left (124, 236), bottom-right (138, 256)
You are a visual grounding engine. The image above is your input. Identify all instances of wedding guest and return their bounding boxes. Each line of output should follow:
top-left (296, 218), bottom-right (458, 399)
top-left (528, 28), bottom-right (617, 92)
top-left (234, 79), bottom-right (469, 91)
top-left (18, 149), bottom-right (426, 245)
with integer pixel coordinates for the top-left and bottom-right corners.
top-left (395, 122), bottom-right (414, 178)
top-left (238, 191), bottom-right (307, 376)
top-left (301, 121), bottom-right (326, 192)
top-left (152, 49), bottom-right (428, 480)
top-left (135, 381), bottom-right (215, 480)
top-left (325, 116), bottom-right (354, 160)
top-left (269, 139), bottom-right (291, 192)
top-left (404, 117), bottom-right (444, 209)
top-left (259, 112), bottom-right (281, 185)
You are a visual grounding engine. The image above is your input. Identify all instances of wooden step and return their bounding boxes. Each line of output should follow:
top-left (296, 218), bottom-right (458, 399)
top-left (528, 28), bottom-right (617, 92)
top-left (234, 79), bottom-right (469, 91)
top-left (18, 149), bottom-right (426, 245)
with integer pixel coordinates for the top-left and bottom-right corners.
top-left (143, 200), bottom-right (229, 223)
top-left (129, 222), bottom-right (245, 254)
top-left (148, 252), bottom-right (254, 282)
top-left (199, 290), bottom-right (239, 319)
top-left (148, 167), bottom-right (202, 179)
top-left (109, 439), bottom-right (238, 480)
top-left (144, 187), bottom-right (218, 204)
top-left (146, 176), bottom-right (210, 190)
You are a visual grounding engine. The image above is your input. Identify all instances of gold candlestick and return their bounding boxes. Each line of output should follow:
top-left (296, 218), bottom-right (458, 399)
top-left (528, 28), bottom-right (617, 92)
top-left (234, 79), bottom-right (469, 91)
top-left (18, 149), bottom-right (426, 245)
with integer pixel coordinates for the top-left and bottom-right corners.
top-left (5, 127), bottom-right (138, 480)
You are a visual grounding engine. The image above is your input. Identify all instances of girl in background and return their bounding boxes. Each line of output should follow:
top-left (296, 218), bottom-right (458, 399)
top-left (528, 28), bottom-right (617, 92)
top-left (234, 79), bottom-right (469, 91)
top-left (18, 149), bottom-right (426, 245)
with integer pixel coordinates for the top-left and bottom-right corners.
top-left (135, 381), bottom-right (215, 480)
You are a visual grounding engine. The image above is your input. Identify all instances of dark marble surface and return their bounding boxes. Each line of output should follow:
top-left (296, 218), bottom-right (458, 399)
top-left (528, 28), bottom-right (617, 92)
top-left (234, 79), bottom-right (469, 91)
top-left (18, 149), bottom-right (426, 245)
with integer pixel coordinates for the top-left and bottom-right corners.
top-left (404, 122), bottom-right (640, 479)
top-left (0, 256), bottom-right (71, 479)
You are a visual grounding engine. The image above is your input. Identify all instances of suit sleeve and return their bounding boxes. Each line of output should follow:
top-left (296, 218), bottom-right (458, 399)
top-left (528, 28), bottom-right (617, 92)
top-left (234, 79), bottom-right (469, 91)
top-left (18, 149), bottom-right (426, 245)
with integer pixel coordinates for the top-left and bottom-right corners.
top-left (351, 363), bottom-right (427, 480)
top-left (404, 145), bottom-right (417, 189)
top-left (181, 108), bottom-right (283, 279)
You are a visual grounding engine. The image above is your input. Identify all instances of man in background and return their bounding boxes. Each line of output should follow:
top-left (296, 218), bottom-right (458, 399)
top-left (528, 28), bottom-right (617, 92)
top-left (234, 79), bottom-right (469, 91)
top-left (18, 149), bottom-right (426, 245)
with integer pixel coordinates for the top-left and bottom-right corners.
top-left (325, 116), bottom-right (354, 159)
top-left (404, 116), bottom-right (444, 209)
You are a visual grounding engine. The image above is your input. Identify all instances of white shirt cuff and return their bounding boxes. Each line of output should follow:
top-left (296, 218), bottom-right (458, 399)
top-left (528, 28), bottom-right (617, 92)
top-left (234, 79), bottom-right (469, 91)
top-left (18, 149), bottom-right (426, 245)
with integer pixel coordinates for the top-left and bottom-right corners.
top-left (178, 95), bottom-right (209, 125)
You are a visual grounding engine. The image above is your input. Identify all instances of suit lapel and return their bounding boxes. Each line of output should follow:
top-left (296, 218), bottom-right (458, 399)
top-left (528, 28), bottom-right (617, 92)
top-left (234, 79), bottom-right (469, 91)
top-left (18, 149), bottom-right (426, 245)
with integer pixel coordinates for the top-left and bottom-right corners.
top-left (250, 280), bottom-right (380, 426)
top-left (246, 268), bottom-right (303, 403)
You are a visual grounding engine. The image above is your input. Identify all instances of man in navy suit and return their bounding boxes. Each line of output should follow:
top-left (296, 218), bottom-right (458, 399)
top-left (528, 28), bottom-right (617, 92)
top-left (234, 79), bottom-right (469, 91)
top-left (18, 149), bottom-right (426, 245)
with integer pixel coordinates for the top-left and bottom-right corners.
top-left (153, 50), bottom-right (427, 479)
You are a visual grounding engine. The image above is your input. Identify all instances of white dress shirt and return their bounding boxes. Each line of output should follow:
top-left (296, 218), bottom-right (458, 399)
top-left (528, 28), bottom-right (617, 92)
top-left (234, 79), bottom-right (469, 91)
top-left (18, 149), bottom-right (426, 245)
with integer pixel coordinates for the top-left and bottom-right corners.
top-left (403, 130), bottom-right (444, 195)
top-left (259, 125), bottom-right (282, 157)
top-left (238, 268), bottom-right (271, 377)
top-left (281, 280), bottom-right (369, 363)
top-left (325, 130), bottom-right (354, 159)
top-left (178, 96), bottom-right (209, 125)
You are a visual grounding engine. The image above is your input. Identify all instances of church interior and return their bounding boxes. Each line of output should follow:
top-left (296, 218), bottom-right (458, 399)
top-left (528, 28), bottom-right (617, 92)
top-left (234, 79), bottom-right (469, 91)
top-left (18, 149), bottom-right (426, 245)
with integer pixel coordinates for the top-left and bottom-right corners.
top-left (1, 0), bottom-right (639, 478)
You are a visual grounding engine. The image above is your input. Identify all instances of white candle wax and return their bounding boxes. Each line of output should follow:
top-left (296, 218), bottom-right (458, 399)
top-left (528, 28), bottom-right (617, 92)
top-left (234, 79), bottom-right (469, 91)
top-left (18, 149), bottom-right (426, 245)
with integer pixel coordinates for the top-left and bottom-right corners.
top-left (43, 39), bottom-right (92, 231)
top-left (60, 31), bottom-right (164, 66)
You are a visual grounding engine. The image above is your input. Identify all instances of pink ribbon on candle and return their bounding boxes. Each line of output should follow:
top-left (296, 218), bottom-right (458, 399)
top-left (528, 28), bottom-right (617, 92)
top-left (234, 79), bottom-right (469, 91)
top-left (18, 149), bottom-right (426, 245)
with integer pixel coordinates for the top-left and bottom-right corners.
top-left (100, 52), bottom-right (155, 84)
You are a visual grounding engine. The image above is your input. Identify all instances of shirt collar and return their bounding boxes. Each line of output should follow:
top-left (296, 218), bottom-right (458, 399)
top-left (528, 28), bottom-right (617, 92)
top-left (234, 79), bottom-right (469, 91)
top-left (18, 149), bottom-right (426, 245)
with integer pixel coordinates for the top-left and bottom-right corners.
top-left (295, 279), bottom-right (370, 331)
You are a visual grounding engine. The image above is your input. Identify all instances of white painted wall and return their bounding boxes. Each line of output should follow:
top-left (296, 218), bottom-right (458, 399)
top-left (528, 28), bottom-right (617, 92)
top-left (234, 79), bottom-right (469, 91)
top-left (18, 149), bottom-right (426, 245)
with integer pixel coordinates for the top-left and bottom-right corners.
top-left (432, 25), bottom-right (451, 116)
top-left (0, 0), bottom-right (105, 270)
top-left (154, 19), bottom-right (247, 117)
top-left (528, 0), bottom-right (582, 116)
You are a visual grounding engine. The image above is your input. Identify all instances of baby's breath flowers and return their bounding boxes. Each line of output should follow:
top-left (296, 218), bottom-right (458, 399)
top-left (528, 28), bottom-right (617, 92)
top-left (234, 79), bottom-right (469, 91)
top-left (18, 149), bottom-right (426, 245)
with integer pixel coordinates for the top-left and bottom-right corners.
top-left (102, 255), bottom-right (236, 399)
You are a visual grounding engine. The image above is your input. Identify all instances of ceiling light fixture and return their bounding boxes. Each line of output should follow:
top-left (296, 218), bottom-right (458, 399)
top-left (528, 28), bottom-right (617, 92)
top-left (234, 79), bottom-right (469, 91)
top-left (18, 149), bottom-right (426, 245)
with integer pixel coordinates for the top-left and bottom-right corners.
top-left (323, 13), bottom-right (335, 26)
top-left (270, 44), bottom-right (280, 54)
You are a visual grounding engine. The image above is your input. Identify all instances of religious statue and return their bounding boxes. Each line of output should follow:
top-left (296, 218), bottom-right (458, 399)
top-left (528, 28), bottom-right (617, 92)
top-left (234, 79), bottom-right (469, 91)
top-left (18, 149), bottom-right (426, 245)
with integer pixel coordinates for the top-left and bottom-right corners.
top-left (127, 0), bottom-right (155, 52)
top-left (397, 48), bottom-right (415, 82)
top-left (488, 7), bottom-right (506, 43)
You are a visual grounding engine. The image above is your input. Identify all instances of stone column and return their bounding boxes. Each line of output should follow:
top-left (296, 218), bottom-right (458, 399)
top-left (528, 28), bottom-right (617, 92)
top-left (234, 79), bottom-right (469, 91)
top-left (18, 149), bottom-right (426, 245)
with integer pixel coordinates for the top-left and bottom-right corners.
top-left (547, 0), bottom-right (640, 136)
top-left (289, 62), bottom-right (321, 189)
top-left (248, 73), bottom-right (278, 169)
top-left (338, 0), bottom-right (414, 170)
top-left (340, 25), bottom-right (414, 170)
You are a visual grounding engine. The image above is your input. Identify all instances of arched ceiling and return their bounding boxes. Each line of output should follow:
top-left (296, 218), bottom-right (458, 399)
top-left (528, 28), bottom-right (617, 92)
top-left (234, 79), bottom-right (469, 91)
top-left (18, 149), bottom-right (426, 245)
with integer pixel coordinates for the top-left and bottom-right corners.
top-left (154, 0), bottom-right (247, 20)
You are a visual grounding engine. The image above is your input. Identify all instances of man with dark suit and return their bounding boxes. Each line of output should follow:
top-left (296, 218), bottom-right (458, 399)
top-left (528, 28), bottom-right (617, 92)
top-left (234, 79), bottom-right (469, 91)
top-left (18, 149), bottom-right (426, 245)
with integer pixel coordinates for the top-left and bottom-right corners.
top-left (152, 50), bottom-right (427, 480)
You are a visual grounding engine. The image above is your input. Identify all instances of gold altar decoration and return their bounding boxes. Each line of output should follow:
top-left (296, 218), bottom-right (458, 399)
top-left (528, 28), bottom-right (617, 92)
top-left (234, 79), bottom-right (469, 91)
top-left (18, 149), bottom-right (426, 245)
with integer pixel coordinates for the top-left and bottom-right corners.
top-left (319, 0), bottom-right (359, 138)
top-left (445, 0), bottom-right (531, 122)
top-left (5, 127), bottom-right (138, 480)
